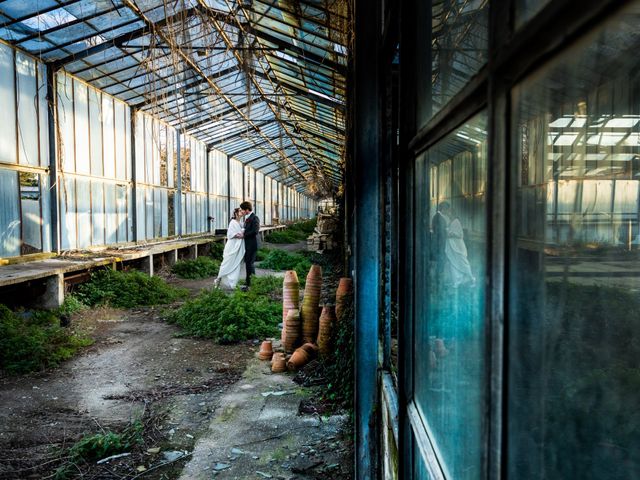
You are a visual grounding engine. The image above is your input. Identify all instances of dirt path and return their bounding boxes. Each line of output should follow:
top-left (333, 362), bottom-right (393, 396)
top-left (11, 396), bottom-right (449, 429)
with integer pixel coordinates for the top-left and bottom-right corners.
top-left (0, 276), bottom-right (255, 479)
top-left (0, 245), bottom-right (353, 479)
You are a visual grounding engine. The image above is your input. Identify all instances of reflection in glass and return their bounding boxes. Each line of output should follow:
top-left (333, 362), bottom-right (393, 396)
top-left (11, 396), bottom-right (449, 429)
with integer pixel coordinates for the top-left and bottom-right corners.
top-left (515, 0), bottom-right (551, 28)
top-left (19, 172), bottom-right (42, 254)
top-left (510, 6), bottom-right (640, 478)
top-left (414, 113), bottom-right (487, 479)
top-left (418, 0), bottom-right (488, 126)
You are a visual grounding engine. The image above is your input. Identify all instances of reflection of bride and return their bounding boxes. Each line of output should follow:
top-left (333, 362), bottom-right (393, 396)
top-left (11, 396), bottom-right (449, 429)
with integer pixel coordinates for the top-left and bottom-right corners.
top-left (215, 208), bottom-right (245, 289)
top-left (445, 215), bottom-right (475, 288)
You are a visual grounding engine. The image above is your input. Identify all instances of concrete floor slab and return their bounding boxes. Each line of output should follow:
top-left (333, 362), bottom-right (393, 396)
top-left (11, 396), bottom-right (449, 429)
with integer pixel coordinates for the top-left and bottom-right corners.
top-left (179, 357), bottom-right (352, 480)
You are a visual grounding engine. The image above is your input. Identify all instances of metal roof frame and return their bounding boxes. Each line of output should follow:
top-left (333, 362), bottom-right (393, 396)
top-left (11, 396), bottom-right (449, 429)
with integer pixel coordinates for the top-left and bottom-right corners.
top-left (0, 0), bottom-right (347, 192)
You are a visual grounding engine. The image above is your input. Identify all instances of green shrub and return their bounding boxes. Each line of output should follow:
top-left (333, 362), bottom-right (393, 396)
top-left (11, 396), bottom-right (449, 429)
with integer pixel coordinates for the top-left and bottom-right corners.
top-left (248, 275), bottom-right (283, 300)
top-left (57, 294), bottom-right (87, 317)
top-left (167, 287), bottom-right (281, 343)
top-left (76, 269), bottom-right (188, 308)
top-left (172, 256), bottom-right (220, 279)
top-left (324, 296), bottom-right (354, 410)
top-left (289, 218), bottom-right (317, 235)
top-left (260, 249), bottom-right (305, 271)
top-left (264, 229), bottom-right (303, 244)
top-left (0, 305), bottom-right (93, 375)
top-left (53, 421), bottom-right (144, 479)
top-left (209, 241), bottom-right (225, 261)
top-left (259, 249), bottom-right (312, 285)
top-left (256, 247), bottom-right (273, 261)
top-left (71, 423), bottom-right (143, 462)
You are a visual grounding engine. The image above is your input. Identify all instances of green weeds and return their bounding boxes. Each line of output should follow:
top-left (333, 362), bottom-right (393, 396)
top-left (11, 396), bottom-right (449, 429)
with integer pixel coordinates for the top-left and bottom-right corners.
top-left (76, 269), bottom-right (187, 308)
top-left (171, 256), bottom-right (220, 279)
top-left (259, 249), bottom-right (312, 284)
top-left (53, 422), bottom-right (144, 479)
top-left (324, 296), bottom-right (354, 410)
top-left (264, 219), bottom-right (316, 244)
top-left (167, 280), bottom-right (282, 343)
top-left (209, 241), bottom-right (225, 261)
top-left (0, 305), bottom-right (93, 375)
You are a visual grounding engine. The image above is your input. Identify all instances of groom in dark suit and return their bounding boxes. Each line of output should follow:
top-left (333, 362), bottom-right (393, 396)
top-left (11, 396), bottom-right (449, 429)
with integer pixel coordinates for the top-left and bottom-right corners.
top-left (240, 201), bottom-right (260, 289)
top-left (432, 201), bottom-right (450, 280)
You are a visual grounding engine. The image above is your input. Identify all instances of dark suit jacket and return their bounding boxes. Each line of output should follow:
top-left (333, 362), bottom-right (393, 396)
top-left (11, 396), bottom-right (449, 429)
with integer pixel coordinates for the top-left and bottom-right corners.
top-left (243, 213), bottom-right (260, 254)
top-left (431, 211), bottom-right (448, 263)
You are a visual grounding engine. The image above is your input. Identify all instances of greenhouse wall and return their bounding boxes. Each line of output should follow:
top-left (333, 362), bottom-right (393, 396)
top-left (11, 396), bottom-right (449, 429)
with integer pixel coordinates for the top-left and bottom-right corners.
top-left (56, 72), bottom-right (133, 251)
top-left (0, 43), bottom-right (50, 257)
top-left (0, 41), bottom-right (316, 260)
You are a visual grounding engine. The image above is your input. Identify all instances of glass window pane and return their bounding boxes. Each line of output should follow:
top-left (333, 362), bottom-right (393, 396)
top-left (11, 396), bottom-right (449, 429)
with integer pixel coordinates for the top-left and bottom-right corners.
top-left (417, 1), bottom-right (489, 127)
top-left (0, 169), bottom-right (20, 257)
top-left (414, 112), bottom-right (488, 479)
top-left (114, 100), bottom-right (127, 181)
top-left (88, 88), bottom-right (103, 176)
top-left (73, 79), bottom-right (90, 174)
top-left (102, 95), bottom-right (115, 178)
top-left (57, 74), bottom-right (74, 172)
top-left (516, 0), bottom-right (550, 28)
top-left (510, 5), bottom-right (640, 478)
top-left (19, 172), bottom-right (42, 253)
top-left (16, 53), bottom-right (39, 167)
top-left (0, 43), bottom-right (17, 166)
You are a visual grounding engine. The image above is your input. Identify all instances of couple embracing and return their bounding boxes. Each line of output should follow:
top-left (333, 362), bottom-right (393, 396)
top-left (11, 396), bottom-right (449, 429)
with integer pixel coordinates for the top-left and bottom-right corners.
top-left (215, 201), bottom-right (260, 290)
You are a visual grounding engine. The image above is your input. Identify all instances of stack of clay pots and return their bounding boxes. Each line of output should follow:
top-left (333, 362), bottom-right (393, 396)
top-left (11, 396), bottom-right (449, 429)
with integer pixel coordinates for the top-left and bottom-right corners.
top-left (282, 270), bottom-right (300, 348)
top-left (287, 342), bottom-right (318, 371)
top-left (258, 340), bottom-right (274, 361)
top-left (283, 309), bottom-right (301, 353)
top-left (301, 265), bottom-right (322, 343)
top-left (271, 352), bottom-right (287, 373)
top-left (316, 305), bottom-right (336, 357)
top-left (335, 277), bottom-right (353, 322)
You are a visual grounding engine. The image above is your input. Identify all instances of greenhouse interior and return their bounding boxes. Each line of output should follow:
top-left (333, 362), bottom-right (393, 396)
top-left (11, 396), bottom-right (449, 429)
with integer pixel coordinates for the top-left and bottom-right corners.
top-left (1, 0), bottom-right (640, 479)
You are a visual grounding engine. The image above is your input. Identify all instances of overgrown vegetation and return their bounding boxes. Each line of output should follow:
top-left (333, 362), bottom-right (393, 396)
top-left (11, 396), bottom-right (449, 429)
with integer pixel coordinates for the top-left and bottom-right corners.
top-left (537, 282), bottom-right (640, 478)
top-left (245, 275), bottom-right (283, 301)
top-left (209, 241), bottom-right (225, 261)
top-left (167, 280), bottom-right (282, 343)
top-left (171, 256), bottom-right (220, 279)
top-left (324, 296), bottom-right (355, 410)
top-left (76, 269), bottom-right (187, 308)
top-left (264, 229), bottom-right (305, 244)
top-left (264, 218), bottom-right (317, 244)
top-left (0, 305), bottom-right (92, 375)
top-left (54, 421), bottom-right (145, 479)
top-left (255, 246), bottom-right (273, 261)
top-left (259, 249), bottom-right (312, 283)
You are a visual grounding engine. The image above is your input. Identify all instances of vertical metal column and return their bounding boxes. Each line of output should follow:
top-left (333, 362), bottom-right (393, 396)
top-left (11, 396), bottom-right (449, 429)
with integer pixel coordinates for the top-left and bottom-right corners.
top-left (46, 67), bottom-right (60, 254)
top-left (354, 0), bottom-right (382, 477)
top-left (130, 109), bottom-right (138, 242)
top-left (206, 148), bottom-right (211, 232)
top-left (227, 154), bottom-right (231, 218)
top-left (176, 130), bottom-right (183, 236)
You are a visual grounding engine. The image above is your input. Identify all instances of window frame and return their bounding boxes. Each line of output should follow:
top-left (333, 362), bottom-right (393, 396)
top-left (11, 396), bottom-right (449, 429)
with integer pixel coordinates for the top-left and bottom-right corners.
top-left (396, 0), bottom-right (633, 478)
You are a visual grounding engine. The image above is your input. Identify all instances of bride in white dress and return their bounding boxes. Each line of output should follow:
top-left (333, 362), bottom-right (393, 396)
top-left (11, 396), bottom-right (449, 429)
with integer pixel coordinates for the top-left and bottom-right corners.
top-left (445, 214), bottom-right (476, 288)
top-left (215, 208), bottom-right (245, 289)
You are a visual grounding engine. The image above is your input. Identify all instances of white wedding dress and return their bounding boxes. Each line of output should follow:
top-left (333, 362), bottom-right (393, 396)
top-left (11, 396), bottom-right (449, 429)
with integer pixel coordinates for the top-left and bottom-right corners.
top-left (445, 218), bottom-right (475, 288)
top-left (216, 219), bottom-right (245, 289)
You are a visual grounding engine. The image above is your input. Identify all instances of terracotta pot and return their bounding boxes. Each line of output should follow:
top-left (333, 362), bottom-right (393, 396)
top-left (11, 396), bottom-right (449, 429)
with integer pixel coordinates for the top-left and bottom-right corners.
top-left (300, 265), bottom-right (322, 343)
top-left (317, 305), bottom-right (336, 357)
top-left (282, 271), bottom-right (300, 345)
top-left (287, 347), bottom-right (311, 371)
top-left (283, 309), bottom-right (301, 353)
top-left (300, 342), bottom-right (318, 357)
top-left (335, 278), bottom-right (353, 321)
top-left (271, 354), bottom-right (287, 373)
top-left (271, 352), bottom-right (285, 364)
top-left (257, 340), bottom-right (274, 361)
